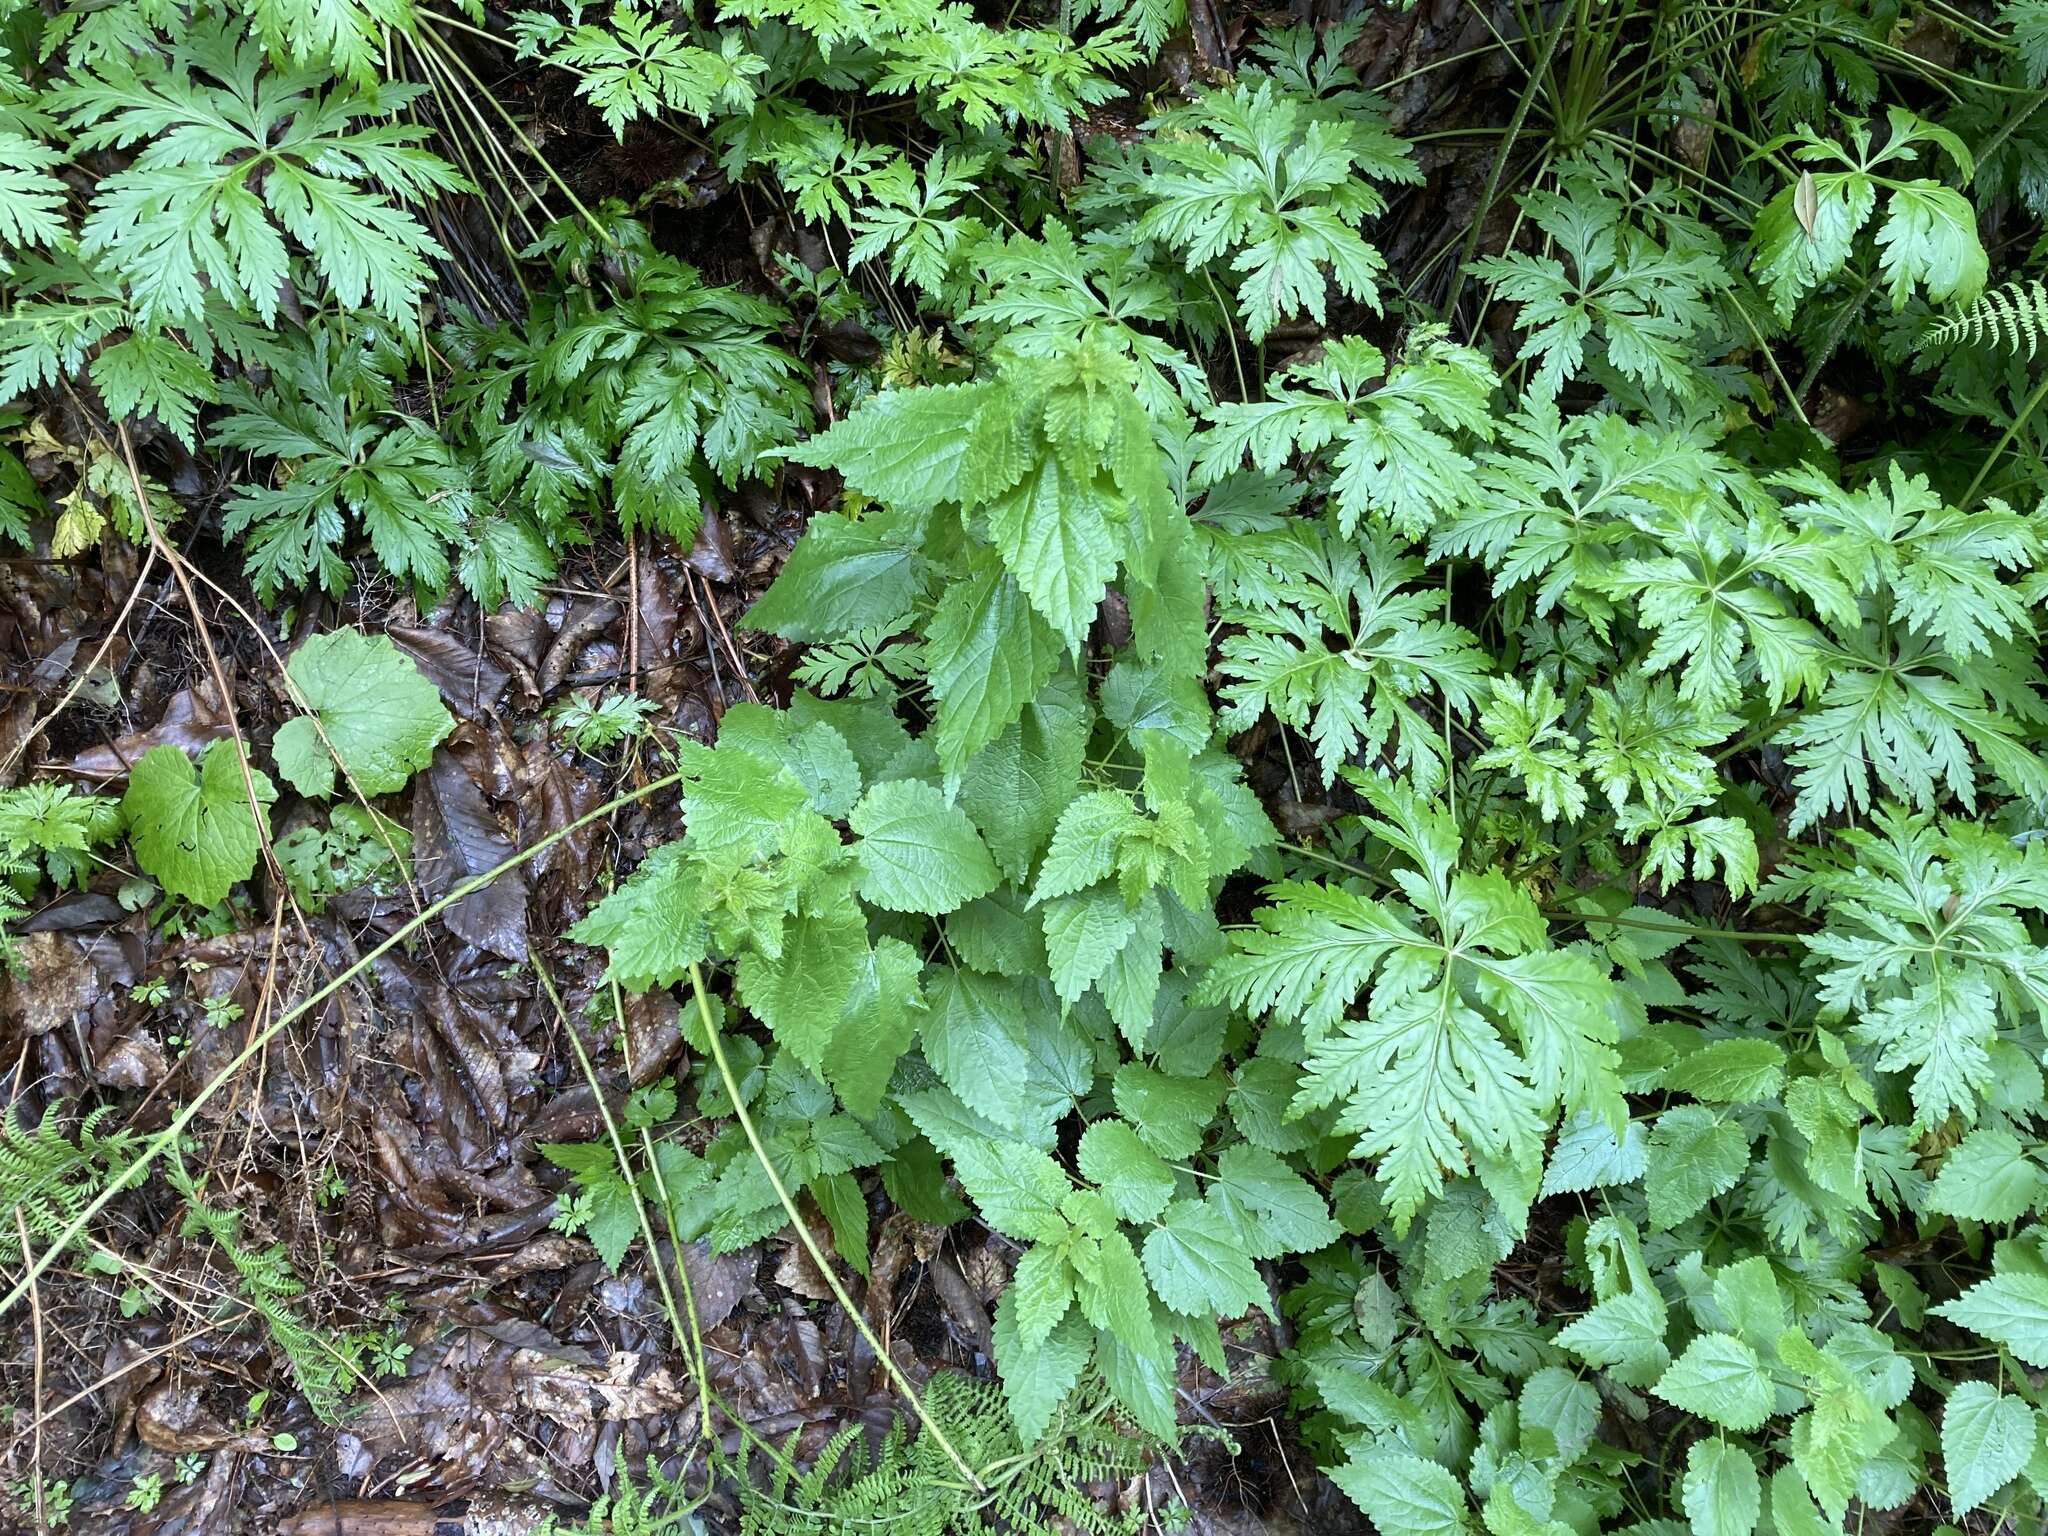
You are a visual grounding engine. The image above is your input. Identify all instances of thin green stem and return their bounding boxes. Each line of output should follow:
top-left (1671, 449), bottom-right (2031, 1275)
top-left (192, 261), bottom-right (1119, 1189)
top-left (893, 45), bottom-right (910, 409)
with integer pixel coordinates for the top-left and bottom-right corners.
top-left (1963, 367), bottom-right (2048, 508)
top-left (685, 961), bottom-right (988, 1492)
top-left (0, 771), bottom-right (687, 1321)
top-left (1444, 1), bottom-right (1572, 318)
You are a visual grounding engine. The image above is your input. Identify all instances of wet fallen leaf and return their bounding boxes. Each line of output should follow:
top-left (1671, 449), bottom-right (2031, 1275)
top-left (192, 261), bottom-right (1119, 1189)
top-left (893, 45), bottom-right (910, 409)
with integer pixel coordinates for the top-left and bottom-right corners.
top-left (412, 749), bottom-right (527, 961)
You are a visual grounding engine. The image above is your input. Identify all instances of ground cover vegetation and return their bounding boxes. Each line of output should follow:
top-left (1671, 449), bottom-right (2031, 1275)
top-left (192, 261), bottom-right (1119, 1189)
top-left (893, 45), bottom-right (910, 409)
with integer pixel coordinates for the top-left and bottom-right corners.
top-left (3, 0), bottom-right (2048, 1529)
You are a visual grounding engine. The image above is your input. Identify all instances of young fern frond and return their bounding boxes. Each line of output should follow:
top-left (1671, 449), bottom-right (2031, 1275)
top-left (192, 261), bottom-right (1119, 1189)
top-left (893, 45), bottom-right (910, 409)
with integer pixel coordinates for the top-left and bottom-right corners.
top-left (175, 1188), bottom-right (378, 1424)
top-left (1924, 278), bottom-right (2048, 357)
top-left (0, 1103), bottom-right (140, 1263)
top-left (735, 1375), bottom-right (1151, 1536)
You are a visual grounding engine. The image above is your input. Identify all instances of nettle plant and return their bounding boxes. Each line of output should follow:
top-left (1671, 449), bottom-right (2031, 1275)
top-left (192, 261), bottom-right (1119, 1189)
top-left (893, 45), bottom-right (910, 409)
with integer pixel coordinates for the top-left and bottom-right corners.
top-left (570, 335), bottom-right (1313, 1436)
top-left (554, 16), bottom-right (2048, 1530)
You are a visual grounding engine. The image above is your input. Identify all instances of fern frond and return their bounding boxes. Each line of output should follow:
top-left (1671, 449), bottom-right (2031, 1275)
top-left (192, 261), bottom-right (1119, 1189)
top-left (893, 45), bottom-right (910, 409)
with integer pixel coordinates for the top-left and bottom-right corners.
top-left (1924, 279), bottom-right (2048, 357)
top-left (176, 1189), bottom-right (378, 1424)
top-left (735, 1373), bottom-right (1151, 1536)
top-left (0, 1102), bottom-right (139, 1263)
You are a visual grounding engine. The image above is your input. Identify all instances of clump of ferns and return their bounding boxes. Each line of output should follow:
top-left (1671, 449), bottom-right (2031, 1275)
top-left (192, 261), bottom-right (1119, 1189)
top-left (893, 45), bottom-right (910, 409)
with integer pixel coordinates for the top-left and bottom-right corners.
top-left (735, 1375), bottom-right (1160, 1536)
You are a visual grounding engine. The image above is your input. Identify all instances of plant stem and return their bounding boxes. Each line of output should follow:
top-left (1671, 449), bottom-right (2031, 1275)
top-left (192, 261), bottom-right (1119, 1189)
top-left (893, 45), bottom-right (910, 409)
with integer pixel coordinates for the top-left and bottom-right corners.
top-left (0, 771), bottom-right (687, 1320)
top-left (685, 961), bottom-right (988, 1492)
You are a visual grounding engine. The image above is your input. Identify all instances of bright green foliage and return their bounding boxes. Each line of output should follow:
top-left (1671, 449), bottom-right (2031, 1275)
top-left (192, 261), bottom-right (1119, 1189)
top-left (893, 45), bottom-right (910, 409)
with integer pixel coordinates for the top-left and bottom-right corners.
top-left (0, 782), bottom-right (121, 892)
top-left (1214, 524), bottom-right (1490, 792)
top-left (0, 135), bottom-right (67, 253)
top-left (1207, 780), bottom-right (1622, 1231)
top-left (212, 321), bottom-right (507, 602)
top-left (512, 6), bottom-right (763, 138)
top-left (12, 1), bottom-right (2048, 1530)
top-left (52, 22), bottom-right (462, 331)
top-left (734, 1373), bottom-right (1150, 1535)
top-left (1776, 810), bottom-right (2048, 1127)
top-left (849, 780), bottom-right (999, 913)
top-left (1474, 154), bottom-right (1732, 401)
top-left (1752, 109), bottom-right (1986, 319)
top-left (0, 1105), bottom-right (140, 1265)
top-left (276, 805), bottom-right (411, 912)
top-left (1941, 1381), bottom-right (2034, 1512)
top-left (271, 628), bottom-right (452, 798)
top-left (1118, 79), bottom-right (1419, 341)
top-left (448, 230), bottom-right (810, 552)
top-left (1194, 330), bottom-right (1497, 538)
top-left (122, 741), bottom-right (277, 908)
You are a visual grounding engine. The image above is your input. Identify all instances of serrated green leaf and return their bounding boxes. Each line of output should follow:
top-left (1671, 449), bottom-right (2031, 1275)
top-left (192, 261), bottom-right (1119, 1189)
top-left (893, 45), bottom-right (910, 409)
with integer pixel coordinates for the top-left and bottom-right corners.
top-left (927, 552), bottom-right (1063, 777)
top-left (849, 779), bottom-right (999, 914)
top-left (1111, 1062), bottom-right (1226, 1161)
top-left (1331, 1448), bottom-right (1470, 1536)
top-left (1935, 1273), bottom-right (2048, 1366)
top-left (1928, 1126), bottom-right (2043, 1224)
top-left (1646, 1106), bottom-right (1750, 1229)
top-left (1078, 1119), bottom-right (1176, 1223)
top-left (1141, 1197), bottom-right (1270, 1319)
top-left (920, 968), bottom-right (1037, 1129)
top-left (1042, 884), bottom-right (1138, 1004)
top-left (1681, 1439), bottom-right (1759, 1536)
top-left (1207, 1144), bottom-right (1338, 1258)
top-left (1662, 1037), bottom-right (1787, 1104)
top-left (994, 1291), bottom-right (1090, 1444)
top-left (784, 382), bottom-right (989, 509)
top-left (1943, 1381), bottom-right (2035, 1513)
top-left (958, 668), bottom-right (1090, 882)
top-left (743, 505), bottom-right (927, 641)
top-left (1010, 1240), bottom-right (1077, 1347)
top-left (1655, 1333), bottom-right (1773, 1431)
top-left (123, 742), bottom-right (277, 908)
top-left (272, 629), bottom-right (452, 798)
top-left (569, 844), bottom-right (710, 992)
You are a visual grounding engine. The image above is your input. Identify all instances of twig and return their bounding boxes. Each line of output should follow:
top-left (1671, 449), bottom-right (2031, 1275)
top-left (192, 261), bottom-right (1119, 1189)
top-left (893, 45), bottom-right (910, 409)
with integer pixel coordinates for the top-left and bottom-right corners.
top-left (17, 1208), bottom-right (44, 1530)
top-left (0, 769), bottom-right (688, 1319)
top-left (0, 540), bottom-right (160, 782)
top-left (694, 571), bottom-right (757, 704)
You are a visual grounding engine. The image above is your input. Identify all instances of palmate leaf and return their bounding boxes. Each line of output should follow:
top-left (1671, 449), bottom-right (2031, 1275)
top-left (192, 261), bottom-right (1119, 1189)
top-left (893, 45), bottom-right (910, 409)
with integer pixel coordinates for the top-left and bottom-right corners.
top-left (1195, 331), bottom-right (1496, 537)
top-left (1214, 523), bottom-right (1491, 790)
top-left (1783, 808), bottom-right (2048, 1126)
top-left (967, 221), bottom-right (1212, 418)
top-left (1777, 634), bottom-right (2048, 833)
top-left (865, 11), bottom-right (1133, 134)
top-left (1205, 782), bottom-right (1622, 1229)
top-left (213, 336), bottom-right (470, 600)
top-left (1777, 463), bottom-right (2041, 660)
top-left (515, 6), bottom-right (763, 138)
top-left (1430, 403), bottom-right (1739, 627)
top-left (1475, 154), bottom-right (1733, 401)
top-left (453, 238), bottom-right (807, 549)
top-left (847, 146), bottom-right (988, 298)
top-left (55, 23), bottom-right (465, 328)
top-left (1129, 79), bottom-right (1418, 341)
